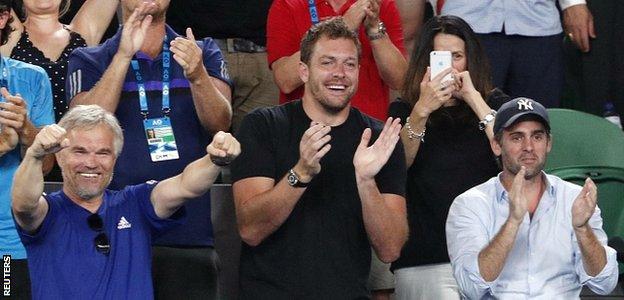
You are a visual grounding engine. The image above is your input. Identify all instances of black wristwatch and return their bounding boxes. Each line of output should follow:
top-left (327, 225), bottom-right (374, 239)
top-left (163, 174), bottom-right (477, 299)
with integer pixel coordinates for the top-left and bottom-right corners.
top-left (287, 169), bottom-right (309, 188)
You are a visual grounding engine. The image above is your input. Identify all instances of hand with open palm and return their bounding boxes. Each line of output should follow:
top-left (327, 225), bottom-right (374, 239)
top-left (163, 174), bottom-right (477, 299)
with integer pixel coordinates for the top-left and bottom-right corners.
top-left (353, 117), bottom-right (401, 181)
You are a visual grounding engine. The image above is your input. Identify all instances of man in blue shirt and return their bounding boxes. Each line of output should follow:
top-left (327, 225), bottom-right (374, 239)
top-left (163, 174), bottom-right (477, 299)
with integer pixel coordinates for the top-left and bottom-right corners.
top-left (441, 0), bottom-right (594, 108)
top-left (11, 105), bottom-right (240, 299)
top-left (446, 98), bottom-right (618, 299)
top-left (66, 0), bottom-right (232, 297)
top-left (0, 0), bottom-right (54, 297)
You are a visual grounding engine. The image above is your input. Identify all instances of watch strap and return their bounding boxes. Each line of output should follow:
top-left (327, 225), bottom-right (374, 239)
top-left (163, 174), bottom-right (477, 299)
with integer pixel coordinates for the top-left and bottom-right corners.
top-left (287, 168), bottom-right (309, 187)
top-left (478, 110), bottom-right (497, 131)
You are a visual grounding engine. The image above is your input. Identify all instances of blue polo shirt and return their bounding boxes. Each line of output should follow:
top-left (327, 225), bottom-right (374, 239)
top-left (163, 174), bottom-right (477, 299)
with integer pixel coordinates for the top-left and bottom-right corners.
top-left (66, 25), bottom-right (231, 246)
top-left (0, 57), bottom-right (53, 259)
top-left (17, 183), bottom-right (186, 299)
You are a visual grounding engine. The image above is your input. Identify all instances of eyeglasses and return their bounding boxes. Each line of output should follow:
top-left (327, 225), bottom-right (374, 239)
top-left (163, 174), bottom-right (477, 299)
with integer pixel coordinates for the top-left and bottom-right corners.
top-left (87, 213), bottom-right (111, 255)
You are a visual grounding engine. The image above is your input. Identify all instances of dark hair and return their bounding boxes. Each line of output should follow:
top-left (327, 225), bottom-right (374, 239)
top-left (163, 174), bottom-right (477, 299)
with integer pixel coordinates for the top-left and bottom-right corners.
top-left (0, 0), bottom-right (13, 45)
top-left (300, 17), bottom-right (361, 65)
top-left (402, 15), bottom-right (493, 126)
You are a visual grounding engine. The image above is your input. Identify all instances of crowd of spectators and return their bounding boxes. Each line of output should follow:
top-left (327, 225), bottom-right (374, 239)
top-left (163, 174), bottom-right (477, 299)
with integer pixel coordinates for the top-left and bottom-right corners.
top-left (0, 0), bottom-right (620, 299)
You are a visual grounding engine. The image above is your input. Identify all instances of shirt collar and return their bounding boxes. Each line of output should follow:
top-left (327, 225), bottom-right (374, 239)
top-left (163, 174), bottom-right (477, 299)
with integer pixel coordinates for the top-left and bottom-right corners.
top-left (495, 171), bottom-right (556, 203)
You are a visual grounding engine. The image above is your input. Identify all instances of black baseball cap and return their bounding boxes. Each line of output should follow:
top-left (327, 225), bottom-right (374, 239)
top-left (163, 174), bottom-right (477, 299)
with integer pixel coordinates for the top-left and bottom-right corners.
top-left (493, 97), bottom-right (550, 134)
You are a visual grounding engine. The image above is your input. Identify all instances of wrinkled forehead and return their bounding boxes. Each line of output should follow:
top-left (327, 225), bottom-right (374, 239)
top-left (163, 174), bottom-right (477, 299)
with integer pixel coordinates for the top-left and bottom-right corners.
top-left (65, 126), bottom-right (116, 151)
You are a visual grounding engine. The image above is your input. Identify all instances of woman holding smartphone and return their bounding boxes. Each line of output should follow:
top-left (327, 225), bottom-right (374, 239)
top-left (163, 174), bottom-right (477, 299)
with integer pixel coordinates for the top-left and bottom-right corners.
top-left (388, 15), bottom-right (508, 299)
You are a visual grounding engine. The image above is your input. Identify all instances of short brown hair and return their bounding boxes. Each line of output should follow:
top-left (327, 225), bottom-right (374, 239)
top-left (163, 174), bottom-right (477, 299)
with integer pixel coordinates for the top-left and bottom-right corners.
top-left (299, 17), bottom-right (361, 65)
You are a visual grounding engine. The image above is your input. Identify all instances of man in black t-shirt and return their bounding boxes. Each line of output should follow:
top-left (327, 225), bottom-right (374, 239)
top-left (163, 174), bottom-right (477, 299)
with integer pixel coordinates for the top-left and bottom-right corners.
top-left (230, 18), bottom-right (408, 299)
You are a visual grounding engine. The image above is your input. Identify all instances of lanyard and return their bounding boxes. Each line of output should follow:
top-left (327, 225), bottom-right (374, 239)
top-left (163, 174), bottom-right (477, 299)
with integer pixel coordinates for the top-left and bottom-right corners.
top-left (308, 0), bottom-right (319, 24)
top-left (130, 37), bottom-right (171, 119)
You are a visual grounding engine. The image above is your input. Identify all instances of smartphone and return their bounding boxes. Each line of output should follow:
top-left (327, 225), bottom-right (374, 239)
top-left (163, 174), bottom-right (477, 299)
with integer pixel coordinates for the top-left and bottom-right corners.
top-left (430, 51), bottom-right (452, 82)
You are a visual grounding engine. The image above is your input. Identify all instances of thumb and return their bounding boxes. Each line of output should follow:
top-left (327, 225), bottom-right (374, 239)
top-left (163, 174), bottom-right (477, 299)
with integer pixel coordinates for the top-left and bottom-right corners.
top-left (186, 27), bottom-right (196, 42)
top-left (358, 128), bottom-right (372, 149)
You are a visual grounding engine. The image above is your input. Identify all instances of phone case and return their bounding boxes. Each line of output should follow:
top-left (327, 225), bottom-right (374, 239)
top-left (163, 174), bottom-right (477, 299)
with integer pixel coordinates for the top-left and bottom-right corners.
top-left (430, 51), bottom-right (453, 82)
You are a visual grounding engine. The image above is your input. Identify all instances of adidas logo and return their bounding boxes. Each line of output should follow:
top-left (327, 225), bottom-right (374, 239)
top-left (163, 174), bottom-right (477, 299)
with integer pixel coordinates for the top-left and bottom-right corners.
top-left (117, 216), bottom-right (132, 230)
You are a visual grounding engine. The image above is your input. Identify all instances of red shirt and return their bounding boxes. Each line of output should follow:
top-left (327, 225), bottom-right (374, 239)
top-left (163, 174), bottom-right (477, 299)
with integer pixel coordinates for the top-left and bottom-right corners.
top-left (267, 0), bottom-right (406, 120)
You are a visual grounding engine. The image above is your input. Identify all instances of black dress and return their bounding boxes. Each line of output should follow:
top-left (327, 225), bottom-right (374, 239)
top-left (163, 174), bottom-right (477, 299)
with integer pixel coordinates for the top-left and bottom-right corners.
top-left (10, 27), bottom-right (87, 122)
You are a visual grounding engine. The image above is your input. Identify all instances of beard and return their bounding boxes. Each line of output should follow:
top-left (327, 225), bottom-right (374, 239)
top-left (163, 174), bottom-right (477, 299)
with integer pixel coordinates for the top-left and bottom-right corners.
top-left (317, 95), bottom-right (351, 113)
top-left (309, 81), bottom-right (355, 114)
top-left (503, 155), bottom-right (546, 180)
top-left (62, 171), bottom-right (114, 201)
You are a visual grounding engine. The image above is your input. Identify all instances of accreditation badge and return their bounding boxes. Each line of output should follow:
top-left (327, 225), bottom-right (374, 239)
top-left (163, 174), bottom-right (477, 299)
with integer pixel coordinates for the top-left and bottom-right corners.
top-left (143, 117), bottom-right (179, 162)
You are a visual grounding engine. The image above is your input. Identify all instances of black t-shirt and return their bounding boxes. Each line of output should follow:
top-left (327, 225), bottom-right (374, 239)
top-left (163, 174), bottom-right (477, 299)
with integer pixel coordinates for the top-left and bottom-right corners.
top-left (166, 0), bottom-right (272, 46)
top-left (231, 101), bottom-right (406, 299)
top-left (389, 91), bottom-right (508, 270)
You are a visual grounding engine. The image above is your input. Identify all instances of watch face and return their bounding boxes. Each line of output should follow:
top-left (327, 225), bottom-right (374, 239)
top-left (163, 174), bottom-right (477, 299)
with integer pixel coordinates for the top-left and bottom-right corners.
top-left (287, 173), bottom-right (298, 186)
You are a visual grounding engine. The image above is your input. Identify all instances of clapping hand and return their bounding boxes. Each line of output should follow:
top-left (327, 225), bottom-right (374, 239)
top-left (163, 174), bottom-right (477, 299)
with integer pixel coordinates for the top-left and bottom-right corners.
top-left (170, 28), bottom-right (206, 83)
top-left (292, 122), bottom-right (332, 183)
top-left (353, 117), bottom-right (401, 180)
top-left (343, 0), bottom-right (370, 31)
top-left (118, 2), bottom-right (154, 59)
top-left (572, 178), bottom-right (598, 228)
top-left (508, 167), bottom-right (529, 225)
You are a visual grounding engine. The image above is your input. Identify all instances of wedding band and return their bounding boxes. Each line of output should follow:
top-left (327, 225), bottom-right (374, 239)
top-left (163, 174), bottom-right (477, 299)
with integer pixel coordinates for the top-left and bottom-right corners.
top-left (568, 32), bottom-right (574, 40)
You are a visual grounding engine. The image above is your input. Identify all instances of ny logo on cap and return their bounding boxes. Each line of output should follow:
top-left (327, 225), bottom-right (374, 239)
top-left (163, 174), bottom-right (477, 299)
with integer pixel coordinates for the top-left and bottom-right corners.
top-left (517, 99), bottom-right (534, 111)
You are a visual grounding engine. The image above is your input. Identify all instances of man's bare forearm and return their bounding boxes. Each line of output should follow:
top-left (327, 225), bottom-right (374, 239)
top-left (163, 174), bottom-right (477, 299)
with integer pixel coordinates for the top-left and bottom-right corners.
top-left (271, 52), bottom-right (303, 94)
top-left (478, 220), bottom-right (520, 281)
top-left (70, 53), bottom-right (131, 112)
top-left (234, 177), bottom-right (306, 246)
top-left (357, 177), bottom-right (407, 262)
top-left (152, 154), bottom-right (222, 218)
top-left (370, 37), bottom-right (407, 89)
top-left (188, 70), bottom-right (232, 133)
top-left (12, 149), bottom-right (48, 232)
top-left (575, 224), bottom-right (607, 276)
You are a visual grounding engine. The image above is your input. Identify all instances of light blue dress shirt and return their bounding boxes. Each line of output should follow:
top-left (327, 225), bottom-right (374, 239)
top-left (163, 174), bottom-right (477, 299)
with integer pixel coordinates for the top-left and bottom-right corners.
top-left (0, 56), bottom-right (54, 259)
top-left (446, 173), bottom-right (618, 299)
top-left (440, 0), bottom-right (586, 36)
